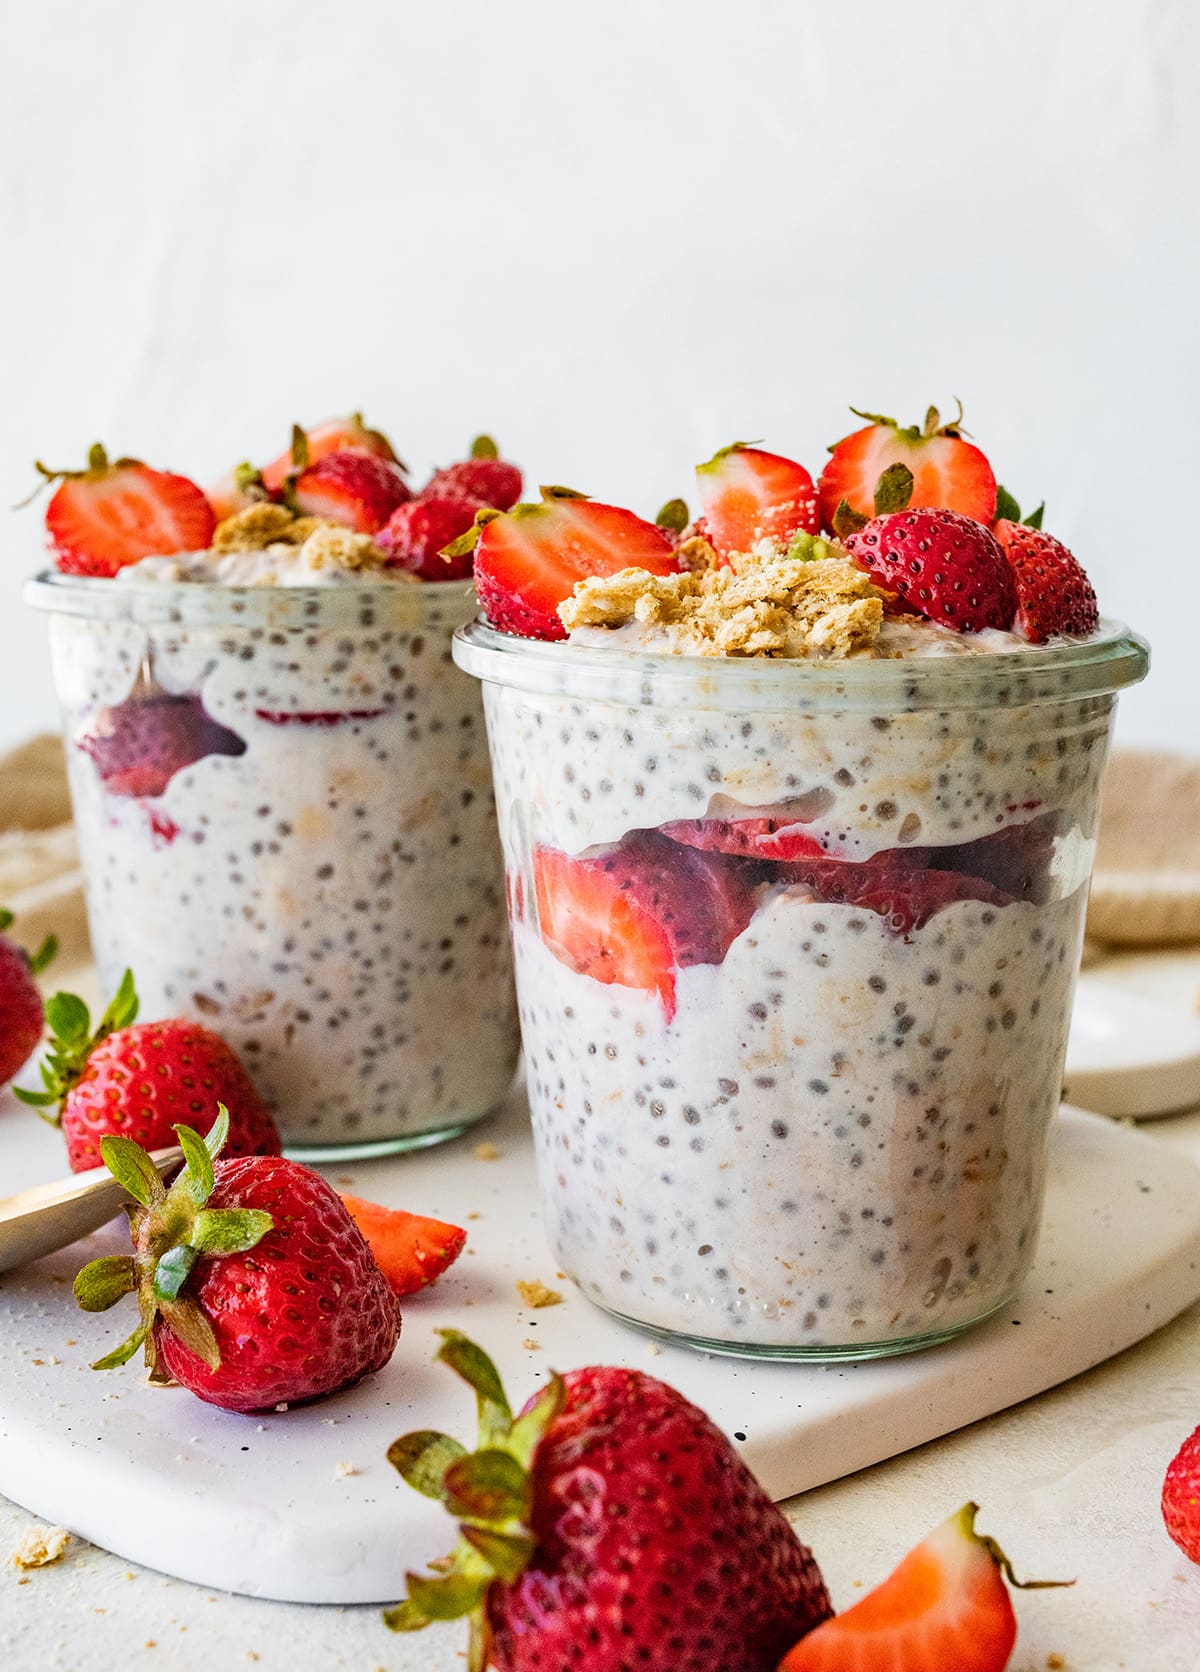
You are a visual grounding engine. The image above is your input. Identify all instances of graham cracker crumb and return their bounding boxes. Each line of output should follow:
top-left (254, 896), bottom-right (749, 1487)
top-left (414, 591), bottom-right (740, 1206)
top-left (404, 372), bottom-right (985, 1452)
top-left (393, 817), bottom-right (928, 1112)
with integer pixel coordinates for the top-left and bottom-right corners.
top-left (522, 1337), bottom-right (542, 1350)
top-left (12, 1526), bottom-right (71, 1569)
top-left (333, 1461), bottom-right (358, 1479)
top-left (676, 533), bottom-right (719, 573)
top-left (300, 522), bottom-right (392, 575)
top-left (473, 1142), bottom-right (500, 1161)
top-left (213, 503), bottom-right (297, 552)
top-left (558, 548), bottom-right (887, 659)
top-left (647, 1342), bottom-right (662, 1355)
top-left (1046, 1657), bottom-right (1066, 1670)
top-left (517, 1279), bottom-right (563, 1309)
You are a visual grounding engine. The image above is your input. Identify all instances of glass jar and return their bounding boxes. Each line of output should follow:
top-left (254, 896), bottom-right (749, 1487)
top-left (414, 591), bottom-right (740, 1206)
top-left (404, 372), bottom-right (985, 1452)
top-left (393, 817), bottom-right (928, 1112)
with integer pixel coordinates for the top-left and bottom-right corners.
top-left (28, 573), bottom-right (520, 1158)
top-left (454, 618), bottom-right (1148, 1359)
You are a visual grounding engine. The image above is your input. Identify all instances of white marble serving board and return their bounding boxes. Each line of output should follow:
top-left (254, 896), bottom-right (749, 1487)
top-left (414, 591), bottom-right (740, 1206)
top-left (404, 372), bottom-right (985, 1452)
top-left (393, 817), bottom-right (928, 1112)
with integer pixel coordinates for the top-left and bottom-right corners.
top-left (1065, 977), bottom-right (1200, 1118)
top-left (1, 1087), bottom-right (1199, 1605)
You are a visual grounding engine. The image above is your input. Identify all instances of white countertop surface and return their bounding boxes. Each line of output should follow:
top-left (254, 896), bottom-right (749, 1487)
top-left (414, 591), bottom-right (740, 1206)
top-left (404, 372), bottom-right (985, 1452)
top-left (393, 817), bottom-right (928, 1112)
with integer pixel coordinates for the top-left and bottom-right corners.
top-left (4, 948), bottom-right (1200, 1672)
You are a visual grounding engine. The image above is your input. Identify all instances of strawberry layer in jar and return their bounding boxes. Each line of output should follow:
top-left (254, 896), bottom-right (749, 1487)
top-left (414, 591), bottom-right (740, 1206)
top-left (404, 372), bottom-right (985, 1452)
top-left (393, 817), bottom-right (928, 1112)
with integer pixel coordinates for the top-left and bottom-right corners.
top-left (455, 613), bottom-right (1147, 1358)
top-left (27, 543), bottom-right (519, 1158)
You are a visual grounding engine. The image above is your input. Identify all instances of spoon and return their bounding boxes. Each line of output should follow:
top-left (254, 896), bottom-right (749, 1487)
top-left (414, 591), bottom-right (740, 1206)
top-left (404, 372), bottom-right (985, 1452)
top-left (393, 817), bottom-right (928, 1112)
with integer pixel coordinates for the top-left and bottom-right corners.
top-left (0, 1148), bottom-right (182, 1275)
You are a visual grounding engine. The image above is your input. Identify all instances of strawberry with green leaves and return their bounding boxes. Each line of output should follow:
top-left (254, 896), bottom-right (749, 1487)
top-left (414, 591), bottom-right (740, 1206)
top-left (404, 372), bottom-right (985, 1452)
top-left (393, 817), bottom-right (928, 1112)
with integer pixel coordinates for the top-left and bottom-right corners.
top-left (461, 487), bottom-right (679, 640)
top-left (260, 412), bottom-right (403, 495)
top-left (695, 443), bottom-right (820, 563)
top-left (0, 908), bottom-right (56, 1087)
top-left (16, 970), bottom-right (280, 1171)
top-left (818, 403), bottom-right (997, 537)
top-left (74, 1108), bottom-right (401, 1412)
top-left (384, 1332), bottom-right (830, 1672)
top-left (32, 445), bottom-right (217, 578)
top-left (777, 1502), bottom-right (1067, 1672)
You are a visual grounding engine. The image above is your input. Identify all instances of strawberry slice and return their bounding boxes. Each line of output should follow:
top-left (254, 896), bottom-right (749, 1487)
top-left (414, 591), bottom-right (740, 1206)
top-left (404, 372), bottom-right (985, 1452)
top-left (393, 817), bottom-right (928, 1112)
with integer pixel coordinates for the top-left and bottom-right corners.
top-left (780, 848), bottom-right (1011, 936)
top-left (818, 403), bottom-right (997, 536)
top-left (844, 508), bottom-right (1016, 634)
top-left (464, 489), bottom-right (678, 641)
top-left (261, 413), bottom-right (401, 494)
top-left (290, 448), bottom-right (410, 533)
top-left (340, 1194), bottom-right (466, 1297)
top-left (993, 520), bottom-right (1099, 643)
top-left (778, 1502), bottom-right (1064, 1672)
top-left (661, 814), bottom-right (830, 862)
top-left (694, 443), bottom-right (819, 563)
top-left (78, 689), bottom-right (247, 798)
top-left (532, 831), bottom-right (762, 1021)
top-left (37, 445), bottom-right (217, 578)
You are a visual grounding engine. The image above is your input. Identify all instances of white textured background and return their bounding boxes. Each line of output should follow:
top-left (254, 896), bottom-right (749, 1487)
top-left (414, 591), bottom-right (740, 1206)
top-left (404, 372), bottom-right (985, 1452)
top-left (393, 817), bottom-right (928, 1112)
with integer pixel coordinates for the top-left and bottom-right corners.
top-left (1, 0), bottom-right (1197, 751)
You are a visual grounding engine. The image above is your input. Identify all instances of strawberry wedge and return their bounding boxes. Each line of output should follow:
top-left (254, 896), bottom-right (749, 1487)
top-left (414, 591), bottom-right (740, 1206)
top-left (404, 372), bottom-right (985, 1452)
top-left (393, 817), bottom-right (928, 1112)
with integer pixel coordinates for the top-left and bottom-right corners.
top-left (462, 488), bottom-right (678, 640)
top-left (818, 403), bottom-right (997, 536)
top-left (695, 443), bottom-right (820, 563)
top-left (340, 1194), bottom-right (466, 1297)
top-left (38, 445), bottom-right (216, 578)
top-left (261, 413), bottom-right (401, 494)
top-left (778, 1503), bottom-right (1058, 1672)
top-left (532, 830), bottom-right (762, 1021)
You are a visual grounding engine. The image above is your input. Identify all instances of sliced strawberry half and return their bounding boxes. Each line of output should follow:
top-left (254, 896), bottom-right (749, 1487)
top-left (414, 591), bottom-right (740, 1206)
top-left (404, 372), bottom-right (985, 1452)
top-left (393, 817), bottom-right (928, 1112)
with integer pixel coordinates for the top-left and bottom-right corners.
top-left (818, 403), bottom-right (997, 536)
top-left (376, 494), bottom-right (483, 580)
top-left (464, 489), bottom-right (678, 641)
top-left (289, 448), bottom-right (410, 533)
top-left (694, 443), bottom-right (819, 563)
top-left (532, 831), bottom-right (762, 1021)
top-left (339, 1194), bottom-right (466, 1297)
top-left (261, 413), bottom-right (401, 494)
top-left (993, 520), bottom-right (1099, 643)
top-left (778, 1503), bottom-right (1039, 1672)
top-left (37, 445), bottom-right (217, 578)
top-left (844, 508), bottom-right (1016, 634)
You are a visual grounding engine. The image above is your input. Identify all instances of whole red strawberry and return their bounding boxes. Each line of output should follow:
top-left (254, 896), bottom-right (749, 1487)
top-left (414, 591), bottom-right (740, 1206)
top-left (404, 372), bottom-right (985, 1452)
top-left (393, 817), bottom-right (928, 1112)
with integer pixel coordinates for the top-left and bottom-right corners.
top-left (16, 970), bottom-right (281, 1171)
top-left (33, 444), bottom-right (217, 578)
top-left (384, 1333), bottom-right (831, 1672)
top-left (376, 494), bottom-right (484, 580)
top-left (423, 435), bottom-right (523, 512)
top-left (0, 909), bottom-right (55, 1086)
top-left (73, 1109), bottom-right (401, 1412)
top-left (993, 518), bottom-right (1099, 643)
top-left (844, 508), bottom-right (1016, 633)
top-left (1163, 1424), bottom-right (1200, 1565)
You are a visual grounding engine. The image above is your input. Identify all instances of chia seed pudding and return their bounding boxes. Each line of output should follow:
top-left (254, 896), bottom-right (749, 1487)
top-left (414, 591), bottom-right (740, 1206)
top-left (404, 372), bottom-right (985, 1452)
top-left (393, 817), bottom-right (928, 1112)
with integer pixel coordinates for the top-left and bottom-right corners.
top-left (455, 555), bottom-right (1147, 1356)
top-left (27, 549), bottom-right (520, 1157)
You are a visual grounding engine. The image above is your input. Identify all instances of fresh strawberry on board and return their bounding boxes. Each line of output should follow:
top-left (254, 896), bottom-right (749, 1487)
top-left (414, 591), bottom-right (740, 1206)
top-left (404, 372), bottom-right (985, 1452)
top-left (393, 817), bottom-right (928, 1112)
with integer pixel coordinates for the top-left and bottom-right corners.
top-left (15, 969), bottom-right (281, 1172)
top-left (261, 412), bottom-right (402, 494)
top-left (993, 516), bottom-right (1099, 644)
top-left (694, 443), bottom-right (820, 563)
top-left (818, 403), bottom-right (997, 536)
top-left (33, 445), bottom-right (217, 578)
top-left (73, 1108), bottom-right (401, 1412)
top-left (1163, 1423), bottom-right (1200, 1565)
top-left (286, 432), bottom-right (411, 533)
top-left (384, 1332), bottom-right (831, 1671)
top-left (778, 1502), bottom-right (1067, 1672)
top-left (844, 508), bottom-right (1016, 633)
top-left (532, 829), bottom-right (763, 1021)
top-left (423, 435), bottom-right (523, 512)
top-left (340, 1194), bottom-right (466, 1296)
top-left (460, 487), bottom-right (679, 640)
top-left (77, 687), bottom-right (246, 799)
top-left (0, 909), bottom-right (56, 1087)
top-left (376, 494), bottom-right (483, 580)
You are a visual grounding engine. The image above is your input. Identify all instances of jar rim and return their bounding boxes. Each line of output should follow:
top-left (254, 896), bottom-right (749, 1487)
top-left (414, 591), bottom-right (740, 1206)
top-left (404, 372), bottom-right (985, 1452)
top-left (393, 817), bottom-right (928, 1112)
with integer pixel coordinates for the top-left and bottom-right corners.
top-left (24, 567), bottom-right (477, 629)
top-left (452, 615), bottom-right (1150, 713)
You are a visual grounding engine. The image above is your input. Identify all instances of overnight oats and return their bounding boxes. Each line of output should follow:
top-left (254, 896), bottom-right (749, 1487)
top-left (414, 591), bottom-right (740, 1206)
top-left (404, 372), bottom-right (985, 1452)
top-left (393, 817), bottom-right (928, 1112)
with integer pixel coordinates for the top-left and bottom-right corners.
top-left (26, 423), bottom-right (524, 1155)
top-left (454, 413), bottom-right (1149, 1358)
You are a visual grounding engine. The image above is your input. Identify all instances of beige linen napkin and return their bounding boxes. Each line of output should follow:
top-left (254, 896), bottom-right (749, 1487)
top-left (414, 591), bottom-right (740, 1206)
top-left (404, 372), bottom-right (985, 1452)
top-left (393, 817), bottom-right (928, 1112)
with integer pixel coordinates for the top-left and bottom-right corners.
top-left (0, 737), bottom-right (1196, 988)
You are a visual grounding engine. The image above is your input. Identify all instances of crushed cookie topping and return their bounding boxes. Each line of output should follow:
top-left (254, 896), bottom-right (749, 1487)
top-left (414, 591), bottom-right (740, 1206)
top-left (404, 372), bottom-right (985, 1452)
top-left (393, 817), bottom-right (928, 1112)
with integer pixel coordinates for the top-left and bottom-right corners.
top-left (558, 548), bottom-right (888, 659)
top-left (211, 502), bottom-right (412, 581)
